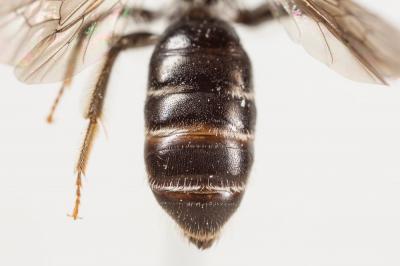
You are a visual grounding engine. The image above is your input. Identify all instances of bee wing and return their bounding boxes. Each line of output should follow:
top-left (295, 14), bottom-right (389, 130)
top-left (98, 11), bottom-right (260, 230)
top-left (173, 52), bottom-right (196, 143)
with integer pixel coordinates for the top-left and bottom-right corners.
top-left (271, 0), bottom-right (400, 84)
top-left (0, 0), bottom-right (129, 84)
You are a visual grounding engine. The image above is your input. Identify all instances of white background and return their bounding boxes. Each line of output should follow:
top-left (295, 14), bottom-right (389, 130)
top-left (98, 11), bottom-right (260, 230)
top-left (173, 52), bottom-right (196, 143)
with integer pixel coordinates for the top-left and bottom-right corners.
top-left (0, 1), bottom-right (400, 265)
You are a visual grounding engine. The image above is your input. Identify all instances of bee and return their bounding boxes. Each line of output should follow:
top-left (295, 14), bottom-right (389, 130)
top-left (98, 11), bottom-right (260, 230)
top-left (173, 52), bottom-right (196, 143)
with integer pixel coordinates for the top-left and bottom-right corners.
top-left (1, 0), bottom-right (399, 249)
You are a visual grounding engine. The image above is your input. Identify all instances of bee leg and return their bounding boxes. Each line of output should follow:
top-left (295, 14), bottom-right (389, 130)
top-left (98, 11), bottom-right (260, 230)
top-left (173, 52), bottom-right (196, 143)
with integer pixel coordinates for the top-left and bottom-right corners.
top-left (70, 32), bottom-right (158, 220)
top-left (46, 19), bottom-right (107, 124)
top-left (46, 7), bottom-right (161, 124)
top-left (46, 33), bottom-right (85, 123)
top-left (128, 7), bottom-right (161, 23)
top-left (234, 3), bottom-right (274, 26)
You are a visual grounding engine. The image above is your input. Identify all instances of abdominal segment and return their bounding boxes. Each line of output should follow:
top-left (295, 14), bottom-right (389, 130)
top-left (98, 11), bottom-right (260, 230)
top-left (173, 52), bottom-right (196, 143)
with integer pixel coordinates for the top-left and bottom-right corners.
top-left (145, 126), bottom-right (254, 249)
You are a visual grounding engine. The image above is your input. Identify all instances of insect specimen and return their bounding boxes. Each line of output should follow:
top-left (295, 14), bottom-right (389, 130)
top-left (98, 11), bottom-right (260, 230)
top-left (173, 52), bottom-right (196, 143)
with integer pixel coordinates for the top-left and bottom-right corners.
top-left (1, 0), bottom-right (399, 249)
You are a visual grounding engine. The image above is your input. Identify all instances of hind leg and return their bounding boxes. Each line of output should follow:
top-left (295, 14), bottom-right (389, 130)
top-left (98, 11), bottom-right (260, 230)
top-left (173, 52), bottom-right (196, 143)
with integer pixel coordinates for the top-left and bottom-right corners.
top-left (70, 32), bottom-right (158, 219)
top-left (46, 7), bottom-right (161, 123)
top-left (234, 2), bottom-right (274, 26)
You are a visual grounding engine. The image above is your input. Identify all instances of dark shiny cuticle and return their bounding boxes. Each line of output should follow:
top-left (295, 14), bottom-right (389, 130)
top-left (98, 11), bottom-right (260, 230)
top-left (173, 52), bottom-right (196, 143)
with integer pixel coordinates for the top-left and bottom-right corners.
top-left (145, 8), bottom-right (256, 249)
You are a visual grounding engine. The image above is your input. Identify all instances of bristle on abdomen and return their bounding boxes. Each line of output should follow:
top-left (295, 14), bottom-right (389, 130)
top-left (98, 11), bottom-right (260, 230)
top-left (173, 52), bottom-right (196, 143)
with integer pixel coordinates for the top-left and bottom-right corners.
top-left (146, 127), bottom-right (253, 248)
top-left (144, 8), bottom-right (256, 249)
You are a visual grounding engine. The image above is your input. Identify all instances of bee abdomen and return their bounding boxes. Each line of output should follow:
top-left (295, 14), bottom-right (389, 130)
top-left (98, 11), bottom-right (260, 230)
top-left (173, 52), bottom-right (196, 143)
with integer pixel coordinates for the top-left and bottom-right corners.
top-left (144, 9), bottom-right (255, 249)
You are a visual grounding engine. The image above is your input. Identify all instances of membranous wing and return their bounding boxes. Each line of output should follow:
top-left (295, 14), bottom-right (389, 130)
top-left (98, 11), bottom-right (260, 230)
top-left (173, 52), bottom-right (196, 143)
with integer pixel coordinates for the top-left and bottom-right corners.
top-left (272, 0), bottom-right (400, 84)
top-left (0, 0), bottom-right (129, 83)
